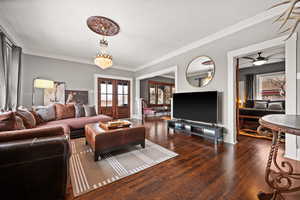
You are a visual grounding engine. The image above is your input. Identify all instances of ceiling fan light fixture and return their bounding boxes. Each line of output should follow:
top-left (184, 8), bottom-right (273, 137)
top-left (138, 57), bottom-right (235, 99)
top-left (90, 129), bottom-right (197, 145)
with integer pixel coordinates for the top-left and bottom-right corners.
top-left (253, 59), bottom-right (267, 66)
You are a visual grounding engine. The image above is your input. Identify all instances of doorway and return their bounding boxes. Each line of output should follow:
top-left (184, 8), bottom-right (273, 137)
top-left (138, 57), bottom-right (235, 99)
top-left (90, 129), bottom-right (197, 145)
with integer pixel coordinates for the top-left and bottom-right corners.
top-left (96, 77), bottom-right (130, 119)
top-left (236, 48), bottom-right (286, 141)
top-left (227, 34), bottom-right (298, 160)
top-left (135, 66), bottom-right (178, 120)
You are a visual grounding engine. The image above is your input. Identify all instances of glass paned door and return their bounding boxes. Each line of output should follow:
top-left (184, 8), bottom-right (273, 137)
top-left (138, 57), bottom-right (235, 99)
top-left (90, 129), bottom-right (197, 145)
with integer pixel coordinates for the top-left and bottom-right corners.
top-left (116, 80), bottom-right (130, 118)
top-left (98, 79), bottom-right (114, 117)
top-left (98, 78), bottom-right (130, 119)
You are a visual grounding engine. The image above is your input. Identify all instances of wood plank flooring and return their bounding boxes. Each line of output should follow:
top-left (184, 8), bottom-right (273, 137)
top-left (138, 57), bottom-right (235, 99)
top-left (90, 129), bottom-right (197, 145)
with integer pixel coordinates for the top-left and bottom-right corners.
top-left (66, 119), bottom-right (300, 200)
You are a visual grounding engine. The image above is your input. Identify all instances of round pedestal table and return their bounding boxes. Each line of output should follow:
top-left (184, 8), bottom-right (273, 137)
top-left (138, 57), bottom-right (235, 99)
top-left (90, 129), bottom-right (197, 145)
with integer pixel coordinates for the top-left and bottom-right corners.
top-left (257, 114), bottom-right (300, 200)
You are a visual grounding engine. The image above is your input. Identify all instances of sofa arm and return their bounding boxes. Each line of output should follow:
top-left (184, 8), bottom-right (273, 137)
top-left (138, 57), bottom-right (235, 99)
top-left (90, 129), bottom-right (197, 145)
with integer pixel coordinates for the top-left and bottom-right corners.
top-left (0, 134), bottom-right (70, 200)
top-left (0, 125), bottom-right (69, 143)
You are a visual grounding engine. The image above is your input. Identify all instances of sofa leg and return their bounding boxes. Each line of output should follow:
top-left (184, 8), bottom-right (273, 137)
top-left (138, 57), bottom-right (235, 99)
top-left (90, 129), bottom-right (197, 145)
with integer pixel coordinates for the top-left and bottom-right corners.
top-left (141, 141), bottom-right (145, 148)
top-left (94, 153), bottom-right (99, 161)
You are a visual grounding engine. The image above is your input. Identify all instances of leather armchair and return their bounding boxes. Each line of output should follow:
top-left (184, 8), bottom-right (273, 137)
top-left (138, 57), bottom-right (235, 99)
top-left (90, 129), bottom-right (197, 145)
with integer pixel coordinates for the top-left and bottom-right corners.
top-left (0, 125), bottom-right (71, 200)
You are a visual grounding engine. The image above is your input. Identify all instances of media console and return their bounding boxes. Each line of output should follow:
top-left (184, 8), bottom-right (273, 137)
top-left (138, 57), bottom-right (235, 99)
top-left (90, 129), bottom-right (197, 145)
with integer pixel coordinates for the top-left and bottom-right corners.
top-left (167, 120), bottom-right (223, 144)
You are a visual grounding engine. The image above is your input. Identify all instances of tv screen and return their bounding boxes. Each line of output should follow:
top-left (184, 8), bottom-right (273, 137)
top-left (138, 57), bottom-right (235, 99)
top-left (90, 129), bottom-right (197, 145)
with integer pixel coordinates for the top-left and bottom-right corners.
top-left (173, 91), bottom-right (218, 123)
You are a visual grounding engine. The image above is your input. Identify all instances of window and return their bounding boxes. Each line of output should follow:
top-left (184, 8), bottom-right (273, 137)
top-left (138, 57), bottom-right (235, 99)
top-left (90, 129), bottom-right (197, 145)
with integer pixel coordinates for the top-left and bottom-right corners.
top-left (100, 80), bottom-right (113, 107)
top-left (117, 81), bottom-right (129, 107)
top-left (256, 72), bottom-right (285, 100)
top-left (148, 81), bottom-right (175, 105)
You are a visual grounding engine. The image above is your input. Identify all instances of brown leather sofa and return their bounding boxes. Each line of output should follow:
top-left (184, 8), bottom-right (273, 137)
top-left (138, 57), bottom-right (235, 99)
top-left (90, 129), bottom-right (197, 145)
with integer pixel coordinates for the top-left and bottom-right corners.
top-left (0, 125), bottom-right (70, 200)
top-left (38, 114), bottom-right (112, 139)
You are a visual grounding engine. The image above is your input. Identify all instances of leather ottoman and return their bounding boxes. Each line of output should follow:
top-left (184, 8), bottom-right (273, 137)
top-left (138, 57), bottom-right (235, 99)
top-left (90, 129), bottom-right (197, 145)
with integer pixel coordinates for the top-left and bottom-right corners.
top-left (85, 123), bottom-right (146, 161)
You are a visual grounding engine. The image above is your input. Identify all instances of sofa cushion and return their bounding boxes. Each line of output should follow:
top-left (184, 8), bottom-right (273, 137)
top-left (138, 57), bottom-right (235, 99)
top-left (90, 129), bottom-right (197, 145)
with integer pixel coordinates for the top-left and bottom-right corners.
top-left (83, 105), bottom-right (97, 117)
top-left (0, 112), bottom-right (17, 131)
top-left (55, 104), bottom-right (75, 120)
top-left (268, 102), bottom-right (284, 111)
top-left (39, 115), bottom-right (112, 130)
top-left (74, 104), bottom-right (85, 118)
top-left (254, 101), bottom-right (268, 109)
top-left (16, 110), bottom-right (36, 129)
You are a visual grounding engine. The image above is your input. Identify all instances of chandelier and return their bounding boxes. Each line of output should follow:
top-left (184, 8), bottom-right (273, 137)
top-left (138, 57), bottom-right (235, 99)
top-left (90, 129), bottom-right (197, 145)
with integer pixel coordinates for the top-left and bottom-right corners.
top-left (87, 16), bottom-right (120, 69)
top-left (94, 38), bottom-right (113, 69)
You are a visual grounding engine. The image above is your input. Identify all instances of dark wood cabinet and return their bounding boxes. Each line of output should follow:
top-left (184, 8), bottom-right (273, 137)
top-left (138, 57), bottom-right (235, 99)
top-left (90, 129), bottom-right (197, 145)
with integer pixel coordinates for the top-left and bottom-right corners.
top-left (97, 78), bottom-right (130, 119)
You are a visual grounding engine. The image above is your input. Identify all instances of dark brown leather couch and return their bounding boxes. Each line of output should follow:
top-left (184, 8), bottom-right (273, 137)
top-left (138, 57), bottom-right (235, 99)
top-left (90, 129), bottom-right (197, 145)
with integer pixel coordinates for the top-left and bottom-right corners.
top-left (0, 125), bottom-right (70, 200)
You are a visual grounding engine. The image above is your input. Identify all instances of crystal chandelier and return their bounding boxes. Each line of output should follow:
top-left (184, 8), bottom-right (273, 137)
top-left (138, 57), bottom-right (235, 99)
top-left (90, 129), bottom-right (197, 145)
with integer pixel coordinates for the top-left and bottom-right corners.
top-left (94, 38), bottom-right (113, 69)
top-left (87, 16), bottom-right (120, 70)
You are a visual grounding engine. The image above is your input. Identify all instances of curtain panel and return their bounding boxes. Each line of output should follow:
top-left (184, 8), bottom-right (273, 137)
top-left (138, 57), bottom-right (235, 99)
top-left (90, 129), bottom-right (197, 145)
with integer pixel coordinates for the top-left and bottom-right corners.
top-left (0, 32), bottom-right (22, 112)
top-left (245, 74), bottom-right (254, 100)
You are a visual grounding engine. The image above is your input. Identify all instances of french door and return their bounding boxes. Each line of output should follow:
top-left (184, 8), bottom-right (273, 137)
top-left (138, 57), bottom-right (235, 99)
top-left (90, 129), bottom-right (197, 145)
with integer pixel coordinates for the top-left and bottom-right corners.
top-left (97, 78), bottom-right (130, 119)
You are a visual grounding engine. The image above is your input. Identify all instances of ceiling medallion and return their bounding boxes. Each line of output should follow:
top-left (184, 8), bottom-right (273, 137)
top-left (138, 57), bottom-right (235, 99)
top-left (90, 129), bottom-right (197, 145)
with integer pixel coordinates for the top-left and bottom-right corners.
top-left (87, 16), bottom-right (120, 69)
top-left (87, 16), bottom-right (120, 36)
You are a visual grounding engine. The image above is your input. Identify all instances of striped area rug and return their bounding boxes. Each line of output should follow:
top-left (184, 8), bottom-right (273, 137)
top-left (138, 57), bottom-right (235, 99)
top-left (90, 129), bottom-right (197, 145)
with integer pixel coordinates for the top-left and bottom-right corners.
top-left (69, 138), bottom-right (178, 197)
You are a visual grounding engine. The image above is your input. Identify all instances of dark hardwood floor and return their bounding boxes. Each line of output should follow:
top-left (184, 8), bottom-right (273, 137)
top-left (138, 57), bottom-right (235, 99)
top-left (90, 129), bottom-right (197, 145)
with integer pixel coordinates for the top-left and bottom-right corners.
top-left (66, 119), bottom-right (300, 200)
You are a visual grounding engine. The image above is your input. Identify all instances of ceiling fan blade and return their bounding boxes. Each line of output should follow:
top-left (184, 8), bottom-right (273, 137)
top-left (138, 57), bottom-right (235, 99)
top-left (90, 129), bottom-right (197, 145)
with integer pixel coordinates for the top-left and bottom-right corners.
top-left (241, 57), bottom-right (255, 61)
top-left (266, 52), bottom-right (285, 59)
top-left (268, 58), bottom-right (285, 60)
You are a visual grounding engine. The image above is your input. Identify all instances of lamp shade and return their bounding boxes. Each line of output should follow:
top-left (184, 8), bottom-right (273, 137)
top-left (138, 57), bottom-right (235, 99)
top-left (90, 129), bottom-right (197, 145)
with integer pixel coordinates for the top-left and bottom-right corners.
top-left (34, 79), bottom-right (54, 89)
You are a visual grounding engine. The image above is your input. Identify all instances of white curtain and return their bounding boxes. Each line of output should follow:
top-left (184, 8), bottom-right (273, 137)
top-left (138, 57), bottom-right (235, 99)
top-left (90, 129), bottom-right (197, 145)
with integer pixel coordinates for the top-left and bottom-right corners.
top-left (0, 32), bottom-right (22, 111)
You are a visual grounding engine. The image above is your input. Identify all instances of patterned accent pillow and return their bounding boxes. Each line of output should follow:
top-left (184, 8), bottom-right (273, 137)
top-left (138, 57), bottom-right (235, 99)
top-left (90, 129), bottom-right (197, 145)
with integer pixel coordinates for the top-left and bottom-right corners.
top-left (0, 112), bottom-right (16, 131)
top-left (83, 105), bottom-right (97, 117)
top-left (30, 110), bottom-right (44, 125)
top-left (34, 105), bottom-right (56, 122)
top-left (55, 104), bottom-right (75, 120)
top-left (16, 110), bottom-right (36, 129)
top-left (74, 104), bottom-right (85, 118)
top-left (15, 116), bottom-right (26, 130)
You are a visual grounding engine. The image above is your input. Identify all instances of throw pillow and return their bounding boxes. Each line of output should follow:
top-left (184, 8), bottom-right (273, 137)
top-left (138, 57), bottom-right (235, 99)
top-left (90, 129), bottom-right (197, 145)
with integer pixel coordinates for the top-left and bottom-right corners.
top-left (83, 105), bottom-right (97, 117)
top-left (74, 104), bottom-right (85, 118)
top-left (30, 110), bottom-right (44, 125)
top-left (0, 112), bottom-right (17, 131)
top-left (34, 104), bottom-right (56, 122)
top-left (15, 116), bottom-right (26, 130)
top-left (16, 110), bottom-right (36, 129)
top-left (254, 101), bottom-right (268, 109)
top-left (55, 104), bottom-right (75, 120)
top-left (268, 102), bottom-right (283, 111)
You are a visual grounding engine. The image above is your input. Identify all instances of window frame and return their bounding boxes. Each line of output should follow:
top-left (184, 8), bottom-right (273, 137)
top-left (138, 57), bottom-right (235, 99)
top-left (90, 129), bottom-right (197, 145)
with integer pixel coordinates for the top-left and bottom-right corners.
top-left (148, 80), bottom-right (175, 106)
top-left (255, 71), bottom-right (285, 100)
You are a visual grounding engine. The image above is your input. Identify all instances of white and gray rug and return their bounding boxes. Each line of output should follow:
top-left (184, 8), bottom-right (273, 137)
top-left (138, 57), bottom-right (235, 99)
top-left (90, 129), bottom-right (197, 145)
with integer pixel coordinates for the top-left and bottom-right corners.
top-left (69, 138), bottom-right (178, 197)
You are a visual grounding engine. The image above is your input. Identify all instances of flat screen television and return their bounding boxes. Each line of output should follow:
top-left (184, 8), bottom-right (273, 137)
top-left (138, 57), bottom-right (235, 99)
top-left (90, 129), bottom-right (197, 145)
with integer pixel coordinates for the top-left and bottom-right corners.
top-left (173, 91), bottom-right (218, 124)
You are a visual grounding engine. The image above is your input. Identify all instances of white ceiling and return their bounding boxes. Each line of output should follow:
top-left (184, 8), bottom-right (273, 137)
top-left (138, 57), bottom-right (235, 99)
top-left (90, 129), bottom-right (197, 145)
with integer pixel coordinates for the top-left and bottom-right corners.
top-left (0, 0), bottom-right (276, 71)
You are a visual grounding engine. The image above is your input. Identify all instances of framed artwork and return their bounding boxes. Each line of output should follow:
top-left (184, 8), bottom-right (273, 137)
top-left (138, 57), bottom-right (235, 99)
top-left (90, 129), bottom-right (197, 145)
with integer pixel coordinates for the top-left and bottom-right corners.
top-left (65, 90), bottom-right (88, 105)
top-left (44, 82), bottom-right (66, 105)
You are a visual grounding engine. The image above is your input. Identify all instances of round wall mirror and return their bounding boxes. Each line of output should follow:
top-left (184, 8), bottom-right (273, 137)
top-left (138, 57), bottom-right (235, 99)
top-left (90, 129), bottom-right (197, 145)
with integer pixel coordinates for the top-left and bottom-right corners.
top-left (186, 56), bottom-right (215, 87)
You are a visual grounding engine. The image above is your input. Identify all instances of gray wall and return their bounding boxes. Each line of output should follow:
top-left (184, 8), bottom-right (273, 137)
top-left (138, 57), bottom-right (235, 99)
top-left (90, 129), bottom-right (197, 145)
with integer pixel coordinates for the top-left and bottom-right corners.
top-left (239, 61), bottom-right (285, 81)
top-left (20, 54), bottom-right (135, 108)
top-left (134, 18), bottom-right (285, 135)
top-left (140, 76), bottom-right (175, 101)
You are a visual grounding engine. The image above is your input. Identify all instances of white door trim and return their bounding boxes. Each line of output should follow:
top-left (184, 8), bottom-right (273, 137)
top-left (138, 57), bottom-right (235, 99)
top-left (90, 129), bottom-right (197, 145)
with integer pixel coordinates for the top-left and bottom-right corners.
top-left (227, 34), bottom-right (297, 146)
top-left (94, 74), bottom-right (134, 118)
top-left (135, 65), bottom-right (178, 118)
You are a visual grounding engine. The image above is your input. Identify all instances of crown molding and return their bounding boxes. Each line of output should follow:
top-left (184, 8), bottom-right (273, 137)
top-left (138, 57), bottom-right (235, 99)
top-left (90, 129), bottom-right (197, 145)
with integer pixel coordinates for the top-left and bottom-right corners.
top-left (0, 18), bottom-right (23, 46)
top-left (23, 49), bottom-right (136, 72)
top-left (159, 75), bottom-right (175, 79)
top-left (134, 6), bottom-right (287, 72)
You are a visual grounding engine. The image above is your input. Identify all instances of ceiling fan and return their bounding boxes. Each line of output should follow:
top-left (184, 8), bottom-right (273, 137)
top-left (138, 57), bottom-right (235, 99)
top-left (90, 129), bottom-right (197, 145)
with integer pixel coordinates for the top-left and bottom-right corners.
top-left (241, 52), bottom-right (284, 66)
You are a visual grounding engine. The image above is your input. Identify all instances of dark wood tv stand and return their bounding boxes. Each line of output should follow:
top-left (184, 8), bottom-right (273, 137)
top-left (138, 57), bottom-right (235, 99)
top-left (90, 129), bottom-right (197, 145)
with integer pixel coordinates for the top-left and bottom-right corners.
top-left (167, 119), bottom-right (223, 144)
